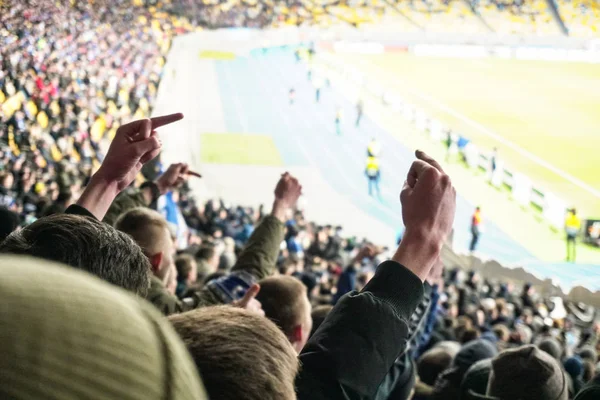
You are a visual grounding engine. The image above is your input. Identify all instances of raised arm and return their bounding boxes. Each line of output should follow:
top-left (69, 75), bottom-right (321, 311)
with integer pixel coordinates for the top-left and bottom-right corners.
top-left (296, 150), bottom-right (456, 400)
top-left (75, 113), bottom-right (184, 220)
top-left (102, 162), bottom-right (193, 225)
top-left (231, 172), bottom-right (302, 280)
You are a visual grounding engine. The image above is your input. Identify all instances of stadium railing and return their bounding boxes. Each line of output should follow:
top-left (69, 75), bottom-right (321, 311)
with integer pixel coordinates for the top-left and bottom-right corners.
top-left (314, 49), bottom-right (594, 238)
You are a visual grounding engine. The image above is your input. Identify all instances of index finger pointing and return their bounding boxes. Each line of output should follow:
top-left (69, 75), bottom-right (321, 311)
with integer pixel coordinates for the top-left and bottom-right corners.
top-left (150, 113), bottom-right (184, 129)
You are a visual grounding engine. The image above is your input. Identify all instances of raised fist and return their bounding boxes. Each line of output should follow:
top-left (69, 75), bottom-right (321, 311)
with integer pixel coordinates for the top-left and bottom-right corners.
top-left (400, 150), bottom-right (456, 251)
top-left (274, 172), bottom-right (303, 210)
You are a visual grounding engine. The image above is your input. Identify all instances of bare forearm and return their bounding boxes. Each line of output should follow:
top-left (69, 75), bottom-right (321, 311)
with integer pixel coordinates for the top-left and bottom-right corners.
top-left (270, 199), bottom-right (289, 223)
top-left (392, 229), bottom-right (441, 282)
top-left (75, 174), bottom-right (120, 221)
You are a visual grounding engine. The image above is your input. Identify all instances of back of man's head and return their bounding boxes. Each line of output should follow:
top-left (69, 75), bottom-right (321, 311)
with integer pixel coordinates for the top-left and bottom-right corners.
top-left (195, 244), bottom-right (218, 272)
top-left (175, 253), bottom-right (197, 284)
top-left (0, 255), bottom-right (206, 400)
top-left (0, 214), bottom-right (150, 295)
top-left (115, 207), bottom-right (173, 281)
top-left (169, 306), bottom-right (298, 400)
top-left (538, 337), bottom-right (563, 360)
top-left (418, 347), bottom-right (453, 386)
top-left (0, 207), bottom-right (20, 241)
top-left (487, 345), bottom-right (568, 400)
top-left (256, 275), bottom-right (313, 352)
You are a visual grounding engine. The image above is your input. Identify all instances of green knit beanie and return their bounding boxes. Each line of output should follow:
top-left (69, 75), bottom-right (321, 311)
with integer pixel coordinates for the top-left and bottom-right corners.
top-left (0, 255), bottom-right (207, 400)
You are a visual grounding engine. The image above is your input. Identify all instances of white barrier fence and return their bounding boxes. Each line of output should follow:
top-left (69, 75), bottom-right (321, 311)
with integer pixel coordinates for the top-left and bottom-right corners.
top-left (317, 53), bottom-right (572, 231)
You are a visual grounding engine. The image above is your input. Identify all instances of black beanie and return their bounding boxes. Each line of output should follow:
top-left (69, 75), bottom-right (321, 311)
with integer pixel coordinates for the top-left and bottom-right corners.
top-left (575, 373), bottom-right (600, 400)
top-left (538, 338), bottom-right (562, 360)
top-left (461, 359), bottom-right (492, 400)
top-left (453, 339), bottom-right (498, 372)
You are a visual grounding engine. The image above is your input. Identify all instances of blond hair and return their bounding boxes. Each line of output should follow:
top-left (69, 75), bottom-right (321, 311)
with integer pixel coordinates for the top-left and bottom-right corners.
top-left (115, 207), bottom-right (170, 256)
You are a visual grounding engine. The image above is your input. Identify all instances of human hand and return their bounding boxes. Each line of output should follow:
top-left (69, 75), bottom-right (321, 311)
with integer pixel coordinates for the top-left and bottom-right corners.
top-left (353, 244), bottom-right (378, 263)
top-left (400, 150), bottom-right (456, 248)
top-left (272, 172), bottom-right (302, 222)
top-left (156, 162), bottom-right (190, 195)
top-left (393, 150), bottom-right (456, 281)
top-left (95, 113), bottom-right (183, 191)
top-left (232, 284), bottom-right (265, 317)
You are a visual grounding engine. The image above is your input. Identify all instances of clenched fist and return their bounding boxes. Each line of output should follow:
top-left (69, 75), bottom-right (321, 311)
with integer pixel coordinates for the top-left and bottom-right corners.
top-left (274, 172), bottom-right (303, 209)
top-left (272, 172), bottom-right (303, 222)
top-left (394, 150), bottom-right (456, 281)
top-left (401, 150), bottom-right (456, 245)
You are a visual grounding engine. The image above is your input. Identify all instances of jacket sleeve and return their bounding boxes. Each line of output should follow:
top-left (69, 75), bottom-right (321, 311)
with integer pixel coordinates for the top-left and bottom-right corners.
top-left (374, 351), bottom-right (416, 400)
top-left (296, 260), bottom-right (424, 400)
top-left (230, 215), bottom-right (284, 281)
top-left (373, 283), bottom-right (433, 399)
top-left (415, 284), bottom-right (440, 359)
top-left (102, 182), bottom-right (160, 226)
top-left (182, 216), bottom-right (285, 308)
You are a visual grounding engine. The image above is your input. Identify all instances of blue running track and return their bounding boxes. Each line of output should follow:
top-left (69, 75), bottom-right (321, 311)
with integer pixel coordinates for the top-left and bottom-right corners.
top-left (214, 49), bottom-right (600, 291)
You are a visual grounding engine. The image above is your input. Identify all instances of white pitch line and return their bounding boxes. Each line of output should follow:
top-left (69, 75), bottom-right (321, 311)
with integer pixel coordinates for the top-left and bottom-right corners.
top-left (356, 58), bottom-right (600, 199)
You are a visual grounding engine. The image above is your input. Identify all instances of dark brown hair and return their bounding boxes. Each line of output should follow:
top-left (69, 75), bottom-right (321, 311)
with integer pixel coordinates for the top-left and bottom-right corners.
top-left (0, 213), bottom-right (150, 295)
top-left (169, 306), bottom-right (298, 400)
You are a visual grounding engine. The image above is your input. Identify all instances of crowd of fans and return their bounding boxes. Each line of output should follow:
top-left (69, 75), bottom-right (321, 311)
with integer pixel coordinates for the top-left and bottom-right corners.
top-left (126, 0), bottom-right (600, 35)
top-left (0, 0), bottom-right (188, 226)
top-left (3, 1), bottom-right (600, 400)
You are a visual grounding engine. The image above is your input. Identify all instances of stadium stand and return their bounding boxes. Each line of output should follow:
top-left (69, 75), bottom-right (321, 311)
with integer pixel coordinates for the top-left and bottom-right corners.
top-left (1, 1), bottom-right (600, 399)
top-left (557, 0), bottom-right (600, 37)
top-left (471, 0), bottom-right (561, 35)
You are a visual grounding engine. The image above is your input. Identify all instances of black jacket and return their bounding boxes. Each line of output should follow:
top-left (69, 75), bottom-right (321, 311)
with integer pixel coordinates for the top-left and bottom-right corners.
top-left (373, 282), bottom-right (434, 400)
top-left (296, 260), bottom-right (424, 399)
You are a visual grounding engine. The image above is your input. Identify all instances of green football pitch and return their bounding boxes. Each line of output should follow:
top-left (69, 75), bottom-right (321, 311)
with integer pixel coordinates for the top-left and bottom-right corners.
top-left (338, 53), bottom-right (600, 218)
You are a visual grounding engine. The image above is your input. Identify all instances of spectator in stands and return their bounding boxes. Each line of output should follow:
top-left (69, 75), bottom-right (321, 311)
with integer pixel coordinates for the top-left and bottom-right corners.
top-left (169, 306), bottom-right (298, 400)
top-left (117, 171), bottom-right (301, 315)
top-left (0, 207), bottom-right (20, 240)
top-left (256, 275), bottom-right (313, 353)
top-left (538, 337), bottom-right (563, 360)
top-left (219, 236), bottom-right (237, 270)
top-left (0, 213), bottom-right (151, 295)
top-left (295, 150), bottom-right (457, 399)
top-left (576, 373), bottom-right (600, 400)
top-left (414, 347), bottom-right (454, 399)
top-left (482, 345), bottom-right (568, 400)
top-left (116, 207), bottom-right (178, 305)
top-left (460, 359), bottom-right (493, 399)
top-left (432, 339), bottom-right (498, 400)
top-left (175, 253), bottom-right (198, 297)
top-left (196, 243), bottom-right (220, 279)
top-left (564, 355), bottom-right (586, 395)
top-left (0, 256), bottom-right (207, 400)
top-left (104, 163), bottom-right (192, 226)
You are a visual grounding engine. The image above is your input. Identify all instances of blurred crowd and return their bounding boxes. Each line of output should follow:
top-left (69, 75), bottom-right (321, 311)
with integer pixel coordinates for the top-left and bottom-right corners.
top-left (0, 0), bottom-right (185, 226)
top-left (2, 1), bottom-right (600, 400)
